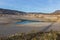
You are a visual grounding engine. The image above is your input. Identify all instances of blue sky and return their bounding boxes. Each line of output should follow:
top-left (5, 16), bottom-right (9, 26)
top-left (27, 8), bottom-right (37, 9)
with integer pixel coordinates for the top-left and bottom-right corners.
top-left (0, 0), bottom-right (60, 13)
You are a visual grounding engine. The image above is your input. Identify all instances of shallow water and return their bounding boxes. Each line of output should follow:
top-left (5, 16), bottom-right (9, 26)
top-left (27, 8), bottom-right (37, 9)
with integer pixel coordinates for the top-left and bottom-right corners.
top-left (0, 20), bottom-right (59, 37)
top-left (16, 20), bottom-right (40, 24)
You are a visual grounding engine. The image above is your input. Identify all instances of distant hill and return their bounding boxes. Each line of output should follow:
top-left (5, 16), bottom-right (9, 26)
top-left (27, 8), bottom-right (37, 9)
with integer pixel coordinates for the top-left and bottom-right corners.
top-left (0, 8), bottom-right (60, 15)
top-left (0, 8), bottom-right (26, 15)
top-left (52, 10), bottom-right (60, 15)
top-left (0, 8), bottom-right (49, 15)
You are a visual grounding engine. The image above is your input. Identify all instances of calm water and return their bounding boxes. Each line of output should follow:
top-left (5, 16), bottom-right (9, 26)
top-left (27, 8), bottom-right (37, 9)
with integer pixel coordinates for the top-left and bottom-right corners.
top-left (16, 20), bottom-right (40, 24)
top-left (0, 20), bottom-right (53, 37)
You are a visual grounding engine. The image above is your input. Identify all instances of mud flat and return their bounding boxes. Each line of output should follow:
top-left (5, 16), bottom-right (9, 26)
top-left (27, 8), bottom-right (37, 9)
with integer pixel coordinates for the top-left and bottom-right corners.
top-left (0, 22), bottom-right (52, 37)
top-left (0, 17), bottom-right (60, 37)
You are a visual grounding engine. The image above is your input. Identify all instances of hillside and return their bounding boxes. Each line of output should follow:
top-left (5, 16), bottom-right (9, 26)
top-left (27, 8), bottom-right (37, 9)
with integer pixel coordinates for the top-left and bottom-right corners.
top-left (0, 8), bottom-right (60, 15)
top-left (52, 10), bottom-right (60, 15)
top-left (0, 8), bottom-right (26, 15)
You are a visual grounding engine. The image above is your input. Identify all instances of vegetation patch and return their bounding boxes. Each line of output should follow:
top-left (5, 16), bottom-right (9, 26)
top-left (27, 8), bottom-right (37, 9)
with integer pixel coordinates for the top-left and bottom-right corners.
top-left (0, 30), bottom-right (60, 40)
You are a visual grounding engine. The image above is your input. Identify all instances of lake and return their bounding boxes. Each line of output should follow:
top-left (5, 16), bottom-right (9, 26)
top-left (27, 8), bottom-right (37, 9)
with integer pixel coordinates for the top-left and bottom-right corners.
top-left (0, 20), bottom-right (57, 37)
top-left (16, 20), bottom-right (40, 24)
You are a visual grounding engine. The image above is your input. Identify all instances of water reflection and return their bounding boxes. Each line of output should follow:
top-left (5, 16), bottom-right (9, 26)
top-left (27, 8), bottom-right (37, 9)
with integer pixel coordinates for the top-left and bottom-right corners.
top-left (16, 20), bottom-right (40, 24)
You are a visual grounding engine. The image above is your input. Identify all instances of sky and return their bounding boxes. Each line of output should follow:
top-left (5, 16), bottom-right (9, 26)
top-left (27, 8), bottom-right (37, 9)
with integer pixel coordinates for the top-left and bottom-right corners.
top-left (0, 0), bottom-right (60, 13)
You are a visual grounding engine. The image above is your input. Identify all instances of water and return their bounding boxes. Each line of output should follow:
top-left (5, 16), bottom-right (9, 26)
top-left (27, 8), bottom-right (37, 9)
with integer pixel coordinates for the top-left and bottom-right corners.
top-left (0, 20), bottom-right (52, 37)
top-left (16, 20), bottom-right (40, 24)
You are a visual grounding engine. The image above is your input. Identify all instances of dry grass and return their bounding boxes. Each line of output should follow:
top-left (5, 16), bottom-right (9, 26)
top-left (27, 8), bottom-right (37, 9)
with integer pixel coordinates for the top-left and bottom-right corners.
top-left (0, 30), bottom-right (60, 40)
